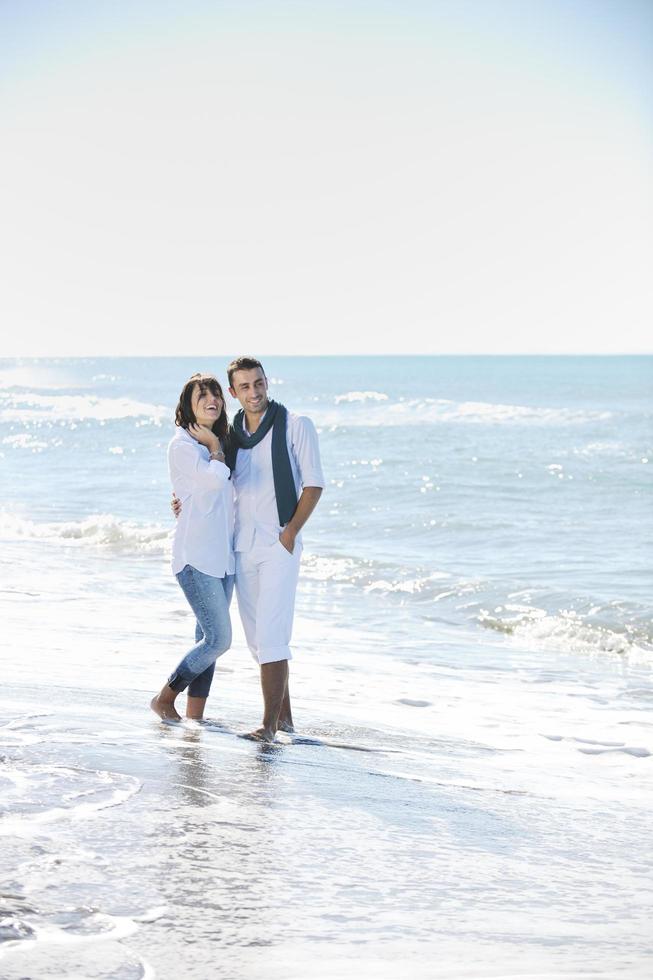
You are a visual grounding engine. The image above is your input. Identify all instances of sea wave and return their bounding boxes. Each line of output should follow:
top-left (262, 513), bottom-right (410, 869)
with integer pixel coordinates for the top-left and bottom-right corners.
top-left (1, 515), bottom-right (649, 660)
top-left (315, 397), bottom-right (613, 427)
top-left (478, 604), bottom-right (653, 658)
top-left (335, 391), bottom-right (389, 404)
top-left (0, 513), bottom-right (172, 554)
top-left (0, 392), bottom-right (168, 423)
top-left (2, 433), bottom-right (51, 451)
top-left (302, 553), bottom-right (453, 595)
top-left (301, 554), bottom-right (651, 659)
top-left (388, 399), bottom-right (614, 425)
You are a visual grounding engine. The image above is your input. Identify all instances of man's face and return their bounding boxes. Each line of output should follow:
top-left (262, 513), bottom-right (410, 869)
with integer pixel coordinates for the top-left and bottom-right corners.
top-left (229, 367), bottom-right (269, 415)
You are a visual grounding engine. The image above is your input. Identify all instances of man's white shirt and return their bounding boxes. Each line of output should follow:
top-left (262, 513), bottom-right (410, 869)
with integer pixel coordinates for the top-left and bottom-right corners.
top-left (233, 410), bottom-right (325, 551)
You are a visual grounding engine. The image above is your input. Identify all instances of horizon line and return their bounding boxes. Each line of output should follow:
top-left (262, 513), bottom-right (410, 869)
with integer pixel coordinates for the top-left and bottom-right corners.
top-left (1, 352), bottom-right (652, 360)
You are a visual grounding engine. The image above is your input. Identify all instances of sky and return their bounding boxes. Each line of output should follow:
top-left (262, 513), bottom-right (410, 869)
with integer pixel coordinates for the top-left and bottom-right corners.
top-left (1, 0), bottom-right (651, 356)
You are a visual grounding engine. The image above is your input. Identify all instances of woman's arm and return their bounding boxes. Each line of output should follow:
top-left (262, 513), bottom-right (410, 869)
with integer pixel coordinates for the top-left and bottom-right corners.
top-left (187, 423), bottom-right (224, 461)
top-left (169, 439), bottom-right (230, 493)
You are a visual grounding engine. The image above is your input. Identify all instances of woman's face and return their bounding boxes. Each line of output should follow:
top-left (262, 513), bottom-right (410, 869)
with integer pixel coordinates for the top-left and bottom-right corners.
top-left (191, 383), bottom-right (223, 427)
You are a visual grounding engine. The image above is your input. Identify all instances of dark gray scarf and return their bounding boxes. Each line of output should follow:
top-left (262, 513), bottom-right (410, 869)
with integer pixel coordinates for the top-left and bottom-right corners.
top-left (226, 400), bottom-right (298, 526)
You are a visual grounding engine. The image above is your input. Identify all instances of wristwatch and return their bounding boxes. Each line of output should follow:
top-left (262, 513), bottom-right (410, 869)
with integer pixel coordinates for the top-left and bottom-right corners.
top-left (209, 449), bottom-right (225, 461)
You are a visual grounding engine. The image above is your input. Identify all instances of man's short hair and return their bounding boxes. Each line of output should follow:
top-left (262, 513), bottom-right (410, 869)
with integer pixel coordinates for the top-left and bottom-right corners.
top-left (227, 356), bottom-right (266, 387)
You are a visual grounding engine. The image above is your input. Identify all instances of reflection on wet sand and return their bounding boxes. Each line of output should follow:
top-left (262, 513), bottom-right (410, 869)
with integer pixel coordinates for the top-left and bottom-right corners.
top-left (2, 661), bottom-right (652, 980)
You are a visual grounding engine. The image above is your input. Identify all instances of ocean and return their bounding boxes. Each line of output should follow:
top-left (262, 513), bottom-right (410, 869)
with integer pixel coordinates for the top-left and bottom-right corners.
top-left (0, 355), bottom-right (651, 979)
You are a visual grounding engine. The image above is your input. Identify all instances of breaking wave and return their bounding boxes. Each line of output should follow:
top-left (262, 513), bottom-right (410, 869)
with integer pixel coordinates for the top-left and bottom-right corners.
top-left (0, 513), bottom-right (171, 555)
top-left (315, 397), bottom-right (614, 427)
top-left (0, 392), bottom-right (168, 423)
top-left (302, 554), bottom-right (652, 660)
top-left (1, 515), bottom-right (649, 661)
top-left (477, 605), bottom-right (652, 659)
top-left (335, 391), bottom-right (389, 404)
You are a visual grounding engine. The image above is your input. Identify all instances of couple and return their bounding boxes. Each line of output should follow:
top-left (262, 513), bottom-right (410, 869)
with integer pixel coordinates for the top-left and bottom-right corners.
top-left (150, 356), bottom-right (324, 741)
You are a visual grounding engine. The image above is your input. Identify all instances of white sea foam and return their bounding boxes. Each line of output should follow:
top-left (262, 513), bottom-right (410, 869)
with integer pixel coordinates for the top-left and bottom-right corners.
top-left (2, 433), bottom-right (50, 451)
top-left (0, 512), bottom-right (171, 555)
top-left (302, 553), bottom-right (364, 582)
top-left (0, 392), bottom-right (168, 423)
top-left (0, 909), bottom-right (147, 960)
top-left (0, 765), bottom-right (141, 837)
top-left (4, 516), bottom-right (646, 663)
top-left (386, 399), bottom-right (613, 425)
top-left (365, 573), bottom-right (450, 596)
top-left (301, 554), bottom-right (652, 660)
top-left (315, 397), bottom-right (613, 427)
top-left (573, 440), bottom-right (627, 458)
top-left (302, 554), bottom-right (452, 596)
top-left (478, 606), bottom-right (652, 659)
top-left (335, 390), bottom-right (389, 404)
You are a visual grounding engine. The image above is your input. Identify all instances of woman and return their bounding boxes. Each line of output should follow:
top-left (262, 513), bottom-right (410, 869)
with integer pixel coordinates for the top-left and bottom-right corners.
top-left (150, 373), bottom-right (234, 722)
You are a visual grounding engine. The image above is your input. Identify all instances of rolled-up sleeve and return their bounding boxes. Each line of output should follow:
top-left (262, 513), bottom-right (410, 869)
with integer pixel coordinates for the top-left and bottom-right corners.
top-left (290, 416), bottom-right (325, 490)
top-left (169, 440), bottom-right (230, 494)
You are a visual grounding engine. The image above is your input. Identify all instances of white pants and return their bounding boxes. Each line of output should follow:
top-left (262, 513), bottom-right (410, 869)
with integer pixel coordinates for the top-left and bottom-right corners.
top-left (235, 540), bottom-right (302, 665)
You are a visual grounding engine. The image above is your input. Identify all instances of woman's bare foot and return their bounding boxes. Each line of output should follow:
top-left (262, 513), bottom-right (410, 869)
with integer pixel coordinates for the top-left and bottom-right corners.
top-left (150, 694), bottom-right (182, 722)
top-left (278, 720), bottom-right (295, 733)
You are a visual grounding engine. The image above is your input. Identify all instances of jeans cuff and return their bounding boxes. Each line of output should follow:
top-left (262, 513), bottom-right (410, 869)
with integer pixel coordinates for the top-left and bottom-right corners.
top-left (168, 671), bottom-right (190, 693)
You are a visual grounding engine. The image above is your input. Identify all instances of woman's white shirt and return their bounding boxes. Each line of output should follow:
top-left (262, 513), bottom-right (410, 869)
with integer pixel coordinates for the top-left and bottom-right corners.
top-left (168, 427), bottom-right (235, 578)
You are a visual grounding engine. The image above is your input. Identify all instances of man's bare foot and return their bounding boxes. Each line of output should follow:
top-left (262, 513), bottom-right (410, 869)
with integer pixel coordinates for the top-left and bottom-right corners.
top-left (278, 720), bottom-right (295, 733)
top-left (241, 726), bottom-right (276, 743)
top-left (186, 696), bottom-right (207, 721)
top-left (150, 695), bottom-right (182, 722)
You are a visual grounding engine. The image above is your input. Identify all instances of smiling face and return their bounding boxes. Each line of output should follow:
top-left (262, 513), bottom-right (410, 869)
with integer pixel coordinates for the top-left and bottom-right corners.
top-left (174, 373), bottom-right (228, 435)
top-left (228, 367), bottom-right (269, 417)
top-left (191, 381), bottom-right (223, 427)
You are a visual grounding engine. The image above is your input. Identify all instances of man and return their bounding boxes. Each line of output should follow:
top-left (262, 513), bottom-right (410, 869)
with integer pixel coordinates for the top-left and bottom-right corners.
top-left (174, 356), bottom-right (324, 741)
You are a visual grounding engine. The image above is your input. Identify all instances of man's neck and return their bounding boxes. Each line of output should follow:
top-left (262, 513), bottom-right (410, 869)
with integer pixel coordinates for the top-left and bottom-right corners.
top-left (244, 401), bottom-right (269, 434)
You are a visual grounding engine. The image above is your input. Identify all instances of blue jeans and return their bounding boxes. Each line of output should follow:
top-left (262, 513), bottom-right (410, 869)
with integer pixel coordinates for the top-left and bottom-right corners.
top-left (168, 565), bottom-right (234, 699)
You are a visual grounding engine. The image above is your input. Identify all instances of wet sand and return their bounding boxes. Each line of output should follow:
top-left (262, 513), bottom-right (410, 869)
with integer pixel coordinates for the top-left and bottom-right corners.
top-left (1, 612), bottom-right (652, 979)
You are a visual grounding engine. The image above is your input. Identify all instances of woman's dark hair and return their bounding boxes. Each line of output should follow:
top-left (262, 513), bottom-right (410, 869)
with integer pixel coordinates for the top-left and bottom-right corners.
top-left (175, 373), bottom-right (230, 448)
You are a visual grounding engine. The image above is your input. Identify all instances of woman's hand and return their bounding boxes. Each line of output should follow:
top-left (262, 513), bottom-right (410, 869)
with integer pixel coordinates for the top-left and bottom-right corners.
top-left (187, 423), bottom-right (220, 453)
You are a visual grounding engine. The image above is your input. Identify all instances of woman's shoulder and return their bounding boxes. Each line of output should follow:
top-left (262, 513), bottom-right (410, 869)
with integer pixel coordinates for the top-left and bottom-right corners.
top-left (168, 428), bottom-right (196, 456)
